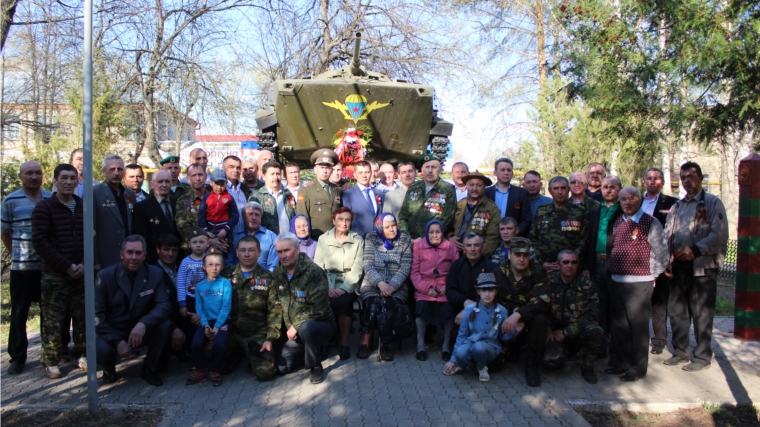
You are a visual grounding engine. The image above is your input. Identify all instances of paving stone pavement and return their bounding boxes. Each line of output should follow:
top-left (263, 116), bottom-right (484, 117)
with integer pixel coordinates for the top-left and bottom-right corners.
top-left (2, 317), bottom-right (758, 426)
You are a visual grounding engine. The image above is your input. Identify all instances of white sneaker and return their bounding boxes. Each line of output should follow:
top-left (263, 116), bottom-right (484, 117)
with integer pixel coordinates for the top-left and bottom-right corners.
top-left (45, 366), bottom-right (61, 379)
top-left (479, 367), bottom-right (490, 382)
top-left (78, 357), bottom-right (87, 372)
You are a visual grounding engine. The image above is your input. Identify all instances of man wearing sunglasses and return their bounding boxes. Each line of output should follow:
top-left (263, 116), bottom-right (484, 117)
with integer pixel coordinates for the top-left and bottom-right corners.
top-left (525, 249), bottom-right (603, 385)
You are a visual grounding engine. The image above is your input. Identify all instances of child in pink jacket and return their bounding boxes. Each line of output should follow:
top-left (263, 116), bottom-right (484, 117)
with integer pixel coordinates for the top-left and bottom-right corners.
top-left (411, 219), bottom-right (460, 362)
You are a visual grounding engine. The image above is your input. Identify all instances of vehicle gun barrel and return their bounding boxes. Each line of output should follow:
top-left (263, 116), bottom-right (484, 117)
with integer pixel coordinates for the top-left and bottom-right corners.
top-left (350, 32), bottom-right (362, 76)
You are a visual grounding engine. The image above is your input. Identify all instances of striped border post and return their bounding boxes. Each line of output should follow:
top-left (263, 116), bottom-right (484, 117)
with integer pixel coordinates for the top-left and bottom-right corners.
top-left (736, 152), bottom-right (760, 340)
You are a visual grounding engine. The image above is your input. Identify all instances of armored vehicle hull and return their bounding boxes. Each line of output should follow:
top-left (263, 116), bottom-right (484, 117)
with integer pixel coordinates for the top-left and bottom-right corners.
top-left (255, 33), bottom-right (452, 168)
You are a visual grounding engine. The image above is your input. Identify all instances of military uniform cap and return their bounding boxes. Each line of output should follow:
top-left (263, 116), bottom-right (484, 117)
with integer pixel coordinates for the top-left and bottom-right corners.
top-left (474, 272), bottom-right (498, 289)
top-left (462, 171), bottom-right (493, 187)
top-left (209, 168), bottom-right (227, 183)
top-left (310, 149), bottom-right (338, 166)
top-left (187, 226), bottom-right (209, 241)
top-left (160, 155), bottom-right (180, 165)
top-left (418, 152), bottom-right (440, 168)
top-left (509, 237), bottom-right (531, 254)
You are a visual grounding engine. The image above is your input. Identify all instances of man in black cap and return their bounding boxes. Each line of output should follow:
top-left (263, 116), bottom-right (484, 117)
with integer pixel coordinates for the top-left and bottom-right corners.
top-left (295, 149), bottom-right (342, 239)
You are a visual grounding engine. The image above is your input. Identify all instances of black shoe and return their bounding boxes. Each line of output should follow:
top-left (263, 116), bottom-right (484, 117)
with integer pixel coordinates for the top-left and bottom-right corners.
top-left (663, 355), bottom-right (689, 366)
top-left (525, 351), bottom-right (541, 387)
top-left (176, 350), bottom-right (191, 363)
top-left (441, 351), bottom-right (451, 361)
top-left (102, 365), bottom-right (118, 385)
top-left (140, 369), bottom-right (164, 386)
top-left (604, 367), bottom-right (628, 375)
top-left (320, 346), bottom-right (329, 361)
top-left (581, 368), bottom-right (598, 384)
top-left (220, 362), bottom-right (238, 375)
top-left (8, 361), bottom-right (24, 375)
top-left (380, 346), bottom-right (394, 361)
top-left (416, 351), bottom-right (427, 361)
top-left (596, 351), bottom-right (608, 360)
top-left (620, 372), bottom-right (644, 382)
top-left (650, 345), bottom-right (664, 355)
top-left (339, 346), bottom-right (351, 361)
top-left (356, 344), bottom-right (370, 359)
top-left (310, 364), bottom-right (324, 384)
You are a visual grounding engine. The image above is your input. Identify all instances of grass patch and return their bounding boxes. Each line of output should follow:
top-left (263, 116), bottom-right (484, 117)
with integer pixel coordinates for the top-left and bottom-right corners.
top-left (1, 408), bottom-right (163, 427)
top-left (715, 296), bottom-right (734, 317)
top-left (0, 279), bottom-right (41, 346)
top-left (578, 404), bottom-right (759, 427)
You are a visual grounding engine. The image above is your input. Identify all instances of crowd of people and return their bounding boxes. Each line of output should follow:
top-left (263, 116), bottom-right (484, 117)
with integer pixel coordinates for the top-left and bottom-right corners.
top-left (1, 146), bottom-right (729, 388)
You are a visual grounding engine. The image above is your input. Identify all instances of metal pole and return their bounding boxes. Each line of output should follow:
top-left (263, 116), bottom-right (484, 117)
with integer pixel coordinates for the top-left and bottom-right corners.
top-left (82, 0), bottom-right (99, 416)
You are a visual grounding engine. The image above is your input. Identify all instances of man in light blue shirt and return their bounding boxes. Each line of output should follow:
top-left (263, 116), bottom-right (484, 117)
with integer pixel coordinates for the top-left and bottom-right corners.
top-left (234, 202), bottom-right (278, 271)
top-left (523, 170), bottom-right (552, 218)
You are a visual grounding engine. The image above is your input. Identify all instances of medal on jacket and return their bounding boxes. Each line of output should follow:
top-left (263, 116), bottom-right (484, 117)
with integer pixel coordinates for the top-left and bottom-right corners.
top-left (631, 228), bottom-right (638, 240)
top-left (293, 290), bottom-right (308, 303)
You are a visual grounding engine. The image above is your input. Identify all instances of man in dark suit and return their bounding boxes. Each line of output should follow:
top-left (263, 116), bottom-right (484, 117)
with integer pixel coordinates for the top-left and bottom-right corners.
top-left (641, 167), bottom-right (678, 354)
top-left (124, 164), bottom-right (149, 202)
top-left (134, 170), bottom-right (181, 264)
top-left (341, 161), bottom-right (384, 237)
top-left (95, 235), bottom-right (172, 386)
top-left (484, 158), bottom-right (531, 237)
top-left (94, 155), bottom-right (136, 269)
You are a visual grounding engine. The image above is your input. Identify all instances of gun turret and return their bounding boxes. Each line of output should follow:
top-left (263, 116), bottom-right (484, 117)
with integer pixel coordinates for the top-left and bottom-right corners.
top-left (350, 32), bottom-right (364, 76)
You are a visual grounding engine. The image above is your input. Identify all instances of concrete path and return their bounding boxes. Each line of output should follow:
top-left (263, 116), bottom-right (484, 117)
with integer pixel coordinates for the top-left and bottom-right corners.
top-left (2, 317), bottom-right (758, 427)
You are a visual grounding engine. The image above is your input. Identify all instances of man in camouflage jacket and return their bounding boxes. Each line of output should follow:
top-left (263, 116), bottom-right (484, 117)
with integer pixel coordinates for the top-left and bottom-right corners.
top-left (264, 236), bottom-right (335, 384)
top-left (175, 164), bottom-right (227, 256)
top-left (530, 176), bottom-right (589, 272)
top-left (493, 238), bottom-right (548, 387)
top-left (523, 249), bottom-right (602, 384)
top-left (450, 172), bottom-right (502, 258)
top-left (398, 153), bottom-right (456, 239)
top-left (220, 235), bottom-right (281, 380)
top-left (248, 183), bottom-right (297, 235)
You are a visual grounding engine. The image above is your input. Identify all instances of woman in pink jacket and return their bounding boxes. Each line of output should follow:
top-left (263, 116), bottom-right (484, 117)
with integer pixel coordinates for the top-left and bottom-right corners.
top-left (411, 219), bottom-right (460, 362)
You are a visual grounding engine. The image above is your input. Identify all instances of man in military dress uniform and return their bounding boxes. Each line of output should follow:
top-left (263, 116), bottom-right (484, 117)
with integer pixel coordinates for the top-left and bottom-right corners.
top-left (160, 155), bottom-right (191, 200)
top-left (530, 176), bottom-right (589, 272)
top-left (398, 153), bottom-right (456, 239)
top-left (220, 235), bottom-right (281, 380)
top-left (523, 249), bottom-right (602, 384)
top-left (494, 237), bottom-right (548, 387)
top-left (295, 149), bottom-right (342, 239)
top-left (449, 172), bottom-right (501, 258)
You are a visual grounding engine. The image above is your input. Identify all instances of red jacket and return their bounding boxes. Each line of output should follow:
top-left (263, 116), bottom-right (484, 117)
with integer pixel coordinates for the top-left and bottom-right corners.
top-left (411, 238), bottom-right (459, 302)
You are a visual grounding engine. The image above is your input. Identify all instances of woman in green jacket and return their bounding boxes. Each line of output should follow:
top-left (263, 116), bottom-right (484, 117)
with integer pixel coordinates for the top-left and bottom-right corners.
top-left (313, 207), bottom-right (364, 360)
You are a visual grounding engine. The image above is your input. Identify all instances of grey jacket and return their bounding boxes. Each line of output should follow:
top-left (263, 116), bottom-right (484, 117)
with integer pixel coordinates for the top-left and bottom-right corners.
top-left (382, 186), bottom-right (407, 218)
top-left (360, 232), bottom-right (413, 301)
top-left (313, 228), bottom-right (364, 294)
top-left (664, 189), bottom-right (729, 276)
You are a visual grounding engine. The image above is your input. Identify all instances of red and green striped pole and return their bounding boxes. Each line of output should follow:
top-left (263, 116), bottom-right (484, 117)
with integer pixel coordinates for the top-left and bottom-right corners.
top-left (736, 152), bottom-right (760, 340)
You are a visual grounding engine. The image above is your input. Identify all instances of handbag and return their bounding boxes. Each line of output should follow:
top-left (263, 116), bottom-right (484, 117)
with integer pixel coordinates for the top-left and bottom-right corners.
top-left (373, 296), bottom-right (416, 346)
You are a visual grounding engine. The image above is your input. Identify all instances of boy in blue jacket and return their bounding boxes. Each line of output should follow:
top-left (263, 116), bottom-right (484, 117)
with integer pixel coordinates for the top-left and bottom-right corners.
top-left (443, 272), bottom-right (523, 382)
top-left (186, 252), bottom-right (233, 386)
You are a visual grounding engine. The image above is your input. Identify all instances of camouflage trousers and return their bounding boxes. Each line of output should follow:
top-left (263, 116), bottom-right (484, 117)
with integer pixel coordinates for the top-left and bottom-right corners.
top-left (543, 324), bottom-right (603, 370)
top-left (40, 272), bottom-right (86, 367)
top-left (226, 332), bottom-right (275, 381)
